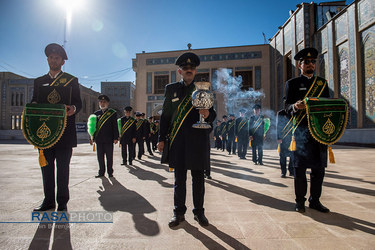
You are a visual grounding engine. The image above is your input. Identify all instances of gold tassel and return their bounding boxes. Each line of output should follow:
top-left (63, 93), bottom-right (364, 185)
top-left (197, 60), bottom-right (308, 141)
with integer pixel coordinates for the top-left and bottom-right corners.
top-left (328, 146), bottom-right (335, 164)
top-left (289, 135), bottom-right (297, 151)
top-left (119, 143), bottom-right (121, 148)
top-left (277, 144), bottom-right (281, 153)
top-left (93, 143), bottom-right (96, 152)
top-left (249, 140), bottom-right (252, 147)
top-left (34, 146), bottom-right (37, 150)
top-left (39, 149), bottom-right (48, 167)
top-left (235, 137), bottom-right (237, 142)
top-left (214, 137), bottom-right (216, 141)
top-left (169, 167), bottom-right (174, 172)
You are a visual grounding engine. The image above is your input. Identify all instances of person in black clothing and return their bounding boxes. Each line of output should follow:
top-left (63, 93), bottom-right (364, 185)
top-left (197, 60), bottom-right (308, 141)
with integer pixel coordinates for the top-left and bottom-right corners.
top-left (158, 52), bottom-right (216, 227)
top-left (226, 114), bottom-right (236, 155)
top-left (144, 116), bottom-right (154, 156)
top-left (32, 43), bottom-right (82, 212)
top-left (249, 104), bottom-right (265, 165)
top-left (119, 106), bottom-right (136, 165)
top-left (134, 112), bottom-right (146, 160)
top-left (284, 47), bottom-right (330, 213)
top-left (213, 120), bottom-right (222, 150)
top-left (220, 115), bottom-right (228, 151)
top-left (150, 120), bottom-right (159, 151)
top-left (91, 95), bottom-right (119, 178)
top-left (276, 109), bottom-right (294, 178)
top-left (235, 109), bottom-right (249, 159)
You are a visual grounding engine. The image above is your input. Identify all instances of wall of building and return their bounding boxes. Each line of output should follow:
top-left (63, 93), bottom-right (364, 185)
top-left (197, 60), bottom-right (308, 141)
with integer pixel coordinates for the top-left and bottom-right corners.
top-left (101, 81), bottom-right (136, 116)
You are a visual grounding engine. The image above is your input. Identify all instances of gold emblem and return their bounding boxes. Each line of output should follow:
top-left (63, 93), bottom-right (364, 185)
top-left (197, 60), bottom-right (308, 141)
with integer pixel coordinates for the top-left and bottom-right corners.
top-left (323, 118), bottom-right (335, 135)
top-left (174, 92), bottom-right (177, 97)
top-left (317, 80), bottom-right (323, 86)
top-left (307, 52), bottom-right (311, 57)
top-left (59, 78), bottom-right (67, 84)
top-left (37, 122), bottom-right (51, 141)
top-left (47, 89), bottom-right (61, 104)
top-left (187, 58), bottom-right (191, 63)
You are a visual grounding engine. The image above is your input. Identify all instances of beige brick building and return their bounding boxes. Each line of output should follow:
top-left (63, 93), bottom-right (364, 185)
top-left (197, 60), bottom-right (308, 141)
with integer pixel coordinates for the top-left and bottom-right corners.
top-left (132, 45), bottom-right (271, 119)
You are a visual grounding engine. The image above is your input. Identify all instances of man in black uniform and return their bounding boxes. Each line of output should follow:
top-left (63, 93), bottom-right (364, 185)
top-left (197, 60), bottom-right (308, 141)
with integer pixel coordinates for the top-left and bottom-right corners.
top-left (134, 112), bottom-right (146, 160)
top-left (119, 106), bottom-right (136, 165)
top-left (214, 120), bottom-right (222, 150)
top-left (276, 109), bottom-right (294, 178)
top-left (32, 43), bottom-right (82, 211)
top-left (150, 119), bottom-right (159, 152)
top-left (144, 116), bottom-right (154, 156)
top-left (235, 109), bottom-right (249, 159)
top-left (220, 115), bottom-right (228, 151)
top-left (226, 114), bottom-right (236, 155)
top-left (158, 52), bottom-right (216, 227)
top-left (284, 47), bottom-right (330, 213)
top-left (91, 95), bottom-right (119, 178)
top-left (249, 104), bottom-right (265, 165)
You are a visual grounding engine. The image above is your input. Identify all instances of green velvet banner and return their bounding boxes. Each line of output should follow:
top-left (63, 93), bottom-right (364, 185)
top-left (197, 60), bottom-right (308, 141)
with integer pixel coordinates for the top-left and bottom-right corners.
top-left (305, 97), bottom-right (348, 145)
top-left (22, 103), bottom-right (67, 149)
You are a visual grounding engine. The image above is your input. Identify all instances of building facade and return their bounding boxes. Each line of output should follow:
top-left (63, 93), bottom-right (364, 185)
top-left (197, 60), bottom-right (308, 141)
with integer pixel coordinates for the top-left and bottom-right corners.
top-left (101, 81), bottom-right (136, 115)
top-left (269, 0), bottom-right (375, 129)
top-left (132, 45), bottom-right (271, 119)
top-left (0, 72), bottom-right (100, 130)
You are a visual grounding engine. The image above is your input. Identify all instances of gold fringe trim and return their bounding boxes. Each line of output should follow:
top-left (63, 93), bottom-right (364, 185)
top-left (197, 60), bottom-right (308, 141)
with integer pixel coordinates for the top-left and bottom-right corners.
top-left (169, 168), bottom-right (174, 172)
top-left (249, 140), bottom-right (252, 147)
top-left (93, 143), bottom-right (96, 152)
top-left (328, 146), bottom-right (335, 164)
top-left (39, 149), bottom-right (48, 167)
top-left (289, 135), bottom-right (297, 151)
top-left (277, 144), bottom-right (281, 153)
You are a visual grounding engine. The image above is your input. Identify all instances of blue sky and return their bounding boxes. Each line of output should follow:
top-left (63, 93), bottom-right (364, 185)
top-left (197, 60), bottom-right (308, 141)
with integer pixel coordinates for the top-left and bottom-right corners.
top-left (0, 0), bottom-right (351, 92)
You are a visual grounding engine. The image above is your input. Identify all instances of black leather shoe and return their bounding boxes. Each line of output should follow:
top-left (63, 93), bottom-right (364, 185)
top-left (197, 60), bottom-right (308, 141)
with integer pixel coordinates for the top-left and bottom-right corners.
top-left (129, 161), bottom-right (133, 165)
top-left (309, 202), bottom-right (330, 213)
top-left (95, 175), bottom-right (104, 178)
top-left (206, 175), bottom-right (212, 179)
top-left (295, 203), bottom-right (305, 213)
top-left (33, 203), bottom-right (55, 211)
top-left (258, 162), bottom-right (264, 165)
top-left (168, 215), bottom-right (185, 228)
top-left (281, 174), bottom-right (286, 178)
top-left (289, 172), bottom-right (294, 176)
top-left (194, 214), bottom-right (209, 226)
top-left (109, 174), bottom-right (114, 178)
top-left (121, 162), bottom-right (126, 165)
top-left (57, 205), bottom-right (67, 211)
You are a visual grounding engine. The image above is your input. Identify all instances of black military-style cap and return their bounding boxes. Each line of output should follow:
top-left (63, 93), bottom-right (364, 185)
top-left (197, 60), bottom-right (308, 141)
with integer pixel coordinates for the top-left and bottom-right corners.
top-left (154, 120), bottom-right (159, 123)
top-left (135, 112), bottom-right (142, 117)
top-left (253, 104), bottom-right (261, 110)
top-left (229, 114), bottom-right (235, 117)
top-left (124, 106), bottom-right (132, 111)
top-left (175, 52), bottom-right (200, 67)
top-left (45, 43), bottom-right (68, 60)
top-left (216, 120), bottom-right (222, 123)
top-left (294, 47), bottom-right (318, 61)
top-left (148, 116), bottom-right (153, 119)
top-left (239, 108), bottom-right (246, 113)
top-left (141, 113), bottom-right (145, 116)
top-left (98, 94), bottom-right (110, 102)
top-left (222, 115), bottom-right (227, 118)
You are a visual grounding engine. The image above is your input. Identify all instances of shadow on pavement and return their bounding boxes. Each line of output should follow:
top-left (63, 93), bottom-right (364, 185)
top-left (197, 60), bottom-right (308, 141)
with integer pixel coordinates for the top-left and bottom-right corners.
top-left (29, 222), bottom-right (72, 250)
top-left (172, 221), bottom-right (250, 250)
top-left (126, 164), bottom-right (173, 188)
top-left (207, 179), bottom-right (294, 211)
top-left (97, 177), bottom-right (159, 236)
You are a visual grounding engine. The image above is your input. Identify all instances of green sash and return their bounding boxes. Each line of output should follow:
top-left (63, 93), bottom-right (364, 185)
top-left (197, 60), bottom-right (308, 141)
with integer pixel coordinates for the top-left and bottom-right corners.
top-left (251, 116), bottom-right (264, 134)
top-left (169, 86), bottom-right (196, 148)
top-left (120, 117), bottom-right (135, 137)
top-left (96, 109), bottom-right (116, 136)
top-left (238, 118), bottom-right (248, 132)
top-left (305, 97), bottom-right (348, 145)
top-left (221, 124), bottom-right (227, 136)
top-left (136, 119), bottom-right (144, 130)
top-left (282, 76), bottom-right (328, 139)
top-left (227, 120), bottom-right (235, 131)
top-left (50, 72), bottom-right (76, 87)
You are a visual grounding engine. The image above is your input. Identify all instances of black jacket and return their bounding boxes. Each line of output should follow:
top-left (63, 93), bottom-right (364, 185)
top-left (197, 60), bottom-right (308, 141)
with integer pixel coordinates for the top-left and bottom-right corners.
top-left (159, 80), bottom-right (216, 170)
top-left (119, 116), bottom-right (136, 144)
top-left (284, 75), bottom-right (330, 168)
top-left (249, 115), bottom-right (265, 146)
top-left (94, 109), bottom-right (119, 144)
top-left (31, 72), bottom-right (82, 148)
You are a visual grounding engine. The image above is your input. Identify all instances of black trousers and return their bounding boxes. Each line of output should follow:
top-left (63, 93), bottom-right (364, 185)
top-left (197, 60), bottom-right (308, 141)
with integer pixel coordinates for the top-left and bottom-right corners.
top-left (41, 147), bottom-right (72, 206)
top-left (174, 168), bottom-right (205, 216)
top-left (121, 141), bottom-right (134, 164)
top-left (215, 138), bottom-right (222, 149)
top-left (221, 138), bottom-right (227, 151)
top-left (237, 138), bottom-right (248, 158)
top-left (280, 149), bottom-right (294, 175)
top-left (294, 167), bottom-right (325, 204)
top-left (145, 137), bottom-right (153, 154)
top-left (227, 136), bottom-right (236, 154)
top-left (135, 138), bottom-right (144, 158)
top-left (252, 143), bottom-right (263, 163)
top-left (97, 143), bottom-right (114, 175)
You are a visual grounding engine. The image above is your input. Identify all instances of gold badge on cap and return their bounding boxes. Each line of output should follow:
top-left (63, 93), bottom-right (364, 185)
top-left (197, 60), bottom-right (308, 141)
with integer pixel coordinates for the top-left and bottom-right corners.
top-left (187, 58), bottom-right (191, 63)
top-left (307, 52), bottom-right (311, 57)
top-left (173, 92), bottom-right (177, 97)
